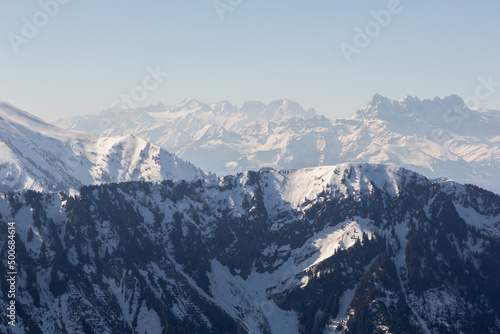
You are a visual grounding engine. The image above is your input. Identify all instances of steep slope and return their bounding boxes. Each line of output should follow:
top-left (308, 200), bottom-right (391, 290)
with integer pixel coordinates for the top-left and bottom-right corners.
top-left (0, 101), bottom-right (211, 193)
top-left (1, 163), bottom-right (499, 333)
top-left (53, 95), bottom-right (500, 194)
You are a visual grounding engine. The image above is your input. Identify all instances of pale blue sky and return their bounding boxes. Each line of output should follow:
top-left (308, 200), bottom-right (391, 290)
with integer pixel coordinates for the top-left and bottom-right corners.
top-left (1, 0), bottom-right (499, 121)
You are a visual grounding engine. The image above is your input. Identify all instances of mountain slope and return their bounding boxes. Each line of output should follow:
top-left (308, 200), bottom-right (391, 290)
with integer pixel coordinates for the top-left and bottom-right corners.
top-left (0, 101), bottom-right (211, 193)
top-left (53, 95), bottom-right (500, 194)
top-left (1, 163), bottom-right (499, 333)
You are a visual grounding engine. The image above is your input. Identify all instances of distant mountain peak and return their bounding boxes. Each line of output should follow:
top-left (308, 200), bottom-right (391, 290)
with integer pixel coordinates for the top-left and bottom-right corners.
top-left (238, 99), bottom-right (316, 122)
top-left (358, 94), bottom-right (470, 119)
top-left (135, 101), bottom-right (166, 113)
top-left (240, 100), bottom-right (266, 111)
top-left (273, 97), bottom-right (298, 108)
top-left (433, 94), bottom-right (464, 105)
top-left (210, 100), bottom-right (239, 115)
top-left (370, 93), bottom-right (390, 104)
top-left (180, 98), bottom-right (200, 105)
top-left (52, 94), bottom-right (500, 194)
top-left (357, 94), bottom-right (398, 117)
top-left (400, 95), bottom-right (421, 103)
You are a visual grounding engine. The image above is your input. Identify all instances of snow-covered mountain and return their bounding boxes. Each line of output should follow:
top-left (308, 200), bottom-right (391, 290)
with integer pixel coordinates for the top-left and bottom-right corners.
top-left (1, 163), bottom-right (499, 333)
top-left (54, 95), bottom-right (500, 194)
top-left (0, 100), bottom-right (210, 193)
top-left (54, 98), bottom-right (322, 175)
top-left (342, 94), bottom-right (500, 192)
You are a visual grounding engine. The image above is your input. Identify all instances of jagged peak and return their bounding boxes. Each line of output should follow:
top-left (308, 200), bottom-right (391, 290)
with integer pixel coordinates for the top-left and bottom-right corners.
top-left (432, 94), bottom-right (464, 105)
top-left (96, 98), bottom-right (316, 121)
top-left (238, 99), bottom-right (315, 122)
top-left (400, 95), bottom-right (421, 103)
top-left (210, 100), bottom-right (239, 114)
top-left (272, 98), bottom-right (316, 116)
top-left (357, 94), bottom-right (470, 119)
top-left (370, 94), bottom-right (391, 105)
top-left (134, 101), bottom-right (167, 113)
top-left (178, 98), bottom-right (207, 108)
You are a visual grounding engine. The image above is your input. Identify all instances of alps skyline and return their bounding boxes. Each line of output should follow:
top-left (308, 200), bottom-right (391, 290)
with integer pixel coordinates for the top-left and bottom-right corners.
top-left (1, 1), bottom-right (499, 121)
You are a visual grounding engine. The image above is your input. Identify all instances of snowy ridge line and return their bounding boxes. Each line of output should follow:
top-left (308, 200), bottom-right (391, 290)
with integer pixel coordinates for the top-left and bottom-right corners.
top-left (0, 100), bottom-right (212, 193)
top-left (53, 94), bottom-right (500, 195)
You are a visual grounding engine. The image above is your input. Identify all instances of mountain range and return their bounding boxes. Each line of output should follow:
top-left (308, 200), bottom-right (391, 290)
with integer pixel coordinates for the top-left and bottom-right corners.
top-left (0, 100), bottom-right (210, 193)
top-left (1, 163), bottom-right (499, 333)
top-left (1, 95), bottom-right (500, 333)
top-left (54, 95), bottom-right (500, 195)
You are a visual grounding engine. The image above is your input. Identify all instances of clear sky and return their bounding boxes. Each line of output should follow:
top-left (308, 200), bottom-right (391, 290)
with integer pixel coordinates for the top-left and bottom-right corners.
top-left (1, 0), bottom-right (499, 121)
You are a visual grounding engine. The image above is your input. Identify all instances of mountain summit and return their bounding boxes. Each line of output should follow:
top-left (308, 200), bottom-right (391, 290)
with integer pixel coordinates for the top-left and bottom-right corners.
top-left (357, 94), bottom-right (474, 125)
top-left (0, 101), bottom-right (210, 193)
top-left (54, 95), bottom-right (500, 193)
